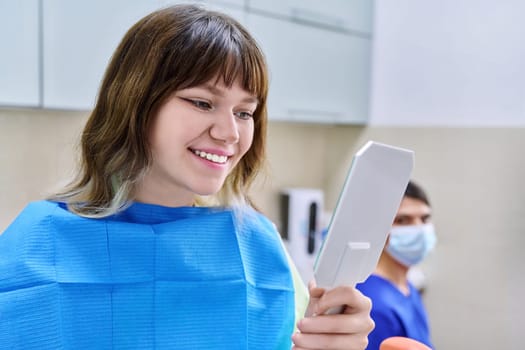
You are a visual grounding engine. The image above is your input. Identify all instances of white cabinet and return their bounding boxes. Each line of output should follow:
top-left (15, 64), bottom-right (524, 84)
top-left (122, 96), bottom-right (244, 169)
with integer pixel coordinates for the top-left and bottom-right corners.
top-left (205, 0), bottom-right (244, 8)
top-left (159, 0), bottom-right (244, 8)
top-left (42, 0), bottom-right (245, 110)
top-left (1, 0), bottom-right (371, 124)
top-left (248, 0), bottom-right (373, 34)
top-left (247, 13), bottom-right (371, 124)
top-left (216, 0), bottom-right (244, 7)
top-left (158, 1), bottom-right (245, 23)
top-left (202, 2), bottom-right (245, 24)
top-left (42, 0), bottom-right (160, 110)
top-left (0, 1), bottom-right (40, 107)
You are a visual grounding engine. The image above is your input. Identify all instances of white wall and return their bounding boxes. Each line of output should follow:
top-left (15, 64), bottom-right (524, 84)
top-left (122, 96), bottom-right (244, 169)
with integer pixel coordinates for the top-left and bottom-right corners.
top-left (370, 0), bottom-right (525, 126)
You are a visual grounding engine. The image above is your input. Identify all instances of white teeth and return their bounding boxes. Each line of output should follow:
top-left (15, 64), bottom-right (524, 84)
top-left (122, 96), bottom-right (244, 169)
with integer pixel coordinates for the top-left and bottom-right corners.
top-left (193, 150), bottom-right (228, 164)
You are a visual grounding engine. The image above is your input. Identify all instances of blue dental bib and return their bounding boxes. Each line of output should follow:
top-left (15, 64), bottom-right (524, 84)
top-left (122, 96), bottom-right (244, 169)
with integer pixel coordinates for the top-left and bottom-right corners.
top-left (0, 201), bottom-right (295, 349)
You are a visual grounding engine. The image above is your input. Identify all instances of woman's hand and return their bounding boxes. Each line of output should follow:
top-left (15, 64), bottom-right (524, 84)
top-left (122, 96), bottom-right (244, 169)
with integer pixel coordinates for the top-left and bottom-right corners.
top-left (292, 281), bottom-right (374, 350)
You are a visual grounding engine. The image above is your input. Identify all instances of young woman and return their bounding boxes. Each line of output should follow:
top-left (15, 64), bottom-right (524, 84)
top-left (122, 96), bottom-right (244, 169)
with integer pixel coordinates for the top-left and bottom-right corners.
top-left (0, 4), bottom-right (373, 349)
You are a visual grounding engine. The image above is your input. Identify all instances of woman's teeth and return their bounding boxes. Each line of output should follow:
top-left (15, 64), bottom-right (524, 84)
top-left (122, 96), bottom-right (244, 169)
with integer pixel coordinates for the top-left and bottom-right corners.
top-left (193, 150), bottom-right (228, 164)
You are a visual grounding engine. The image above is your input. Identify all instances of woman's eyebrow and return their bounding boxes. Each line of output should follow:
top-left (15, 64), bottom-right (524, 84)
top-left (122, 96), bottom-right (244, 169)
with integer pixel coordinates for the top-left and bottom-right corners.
top-left (201, 83), bottom-right (259, 104)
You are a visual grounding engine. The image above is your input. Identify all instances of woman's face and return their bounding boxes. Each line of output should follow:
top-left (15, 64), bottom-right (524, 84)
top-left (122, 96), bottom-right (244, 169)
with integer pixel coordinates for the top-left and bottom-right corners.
top-left (135, 77), bottom-right (257, 206)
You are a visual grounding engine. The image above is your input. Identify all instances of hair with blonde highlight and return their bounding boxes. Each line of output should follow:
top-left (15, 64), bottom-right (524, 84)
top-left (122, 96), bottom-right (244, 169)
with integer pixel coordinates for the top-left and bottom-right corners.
top-left (52, 4), bottom-right (269, 217)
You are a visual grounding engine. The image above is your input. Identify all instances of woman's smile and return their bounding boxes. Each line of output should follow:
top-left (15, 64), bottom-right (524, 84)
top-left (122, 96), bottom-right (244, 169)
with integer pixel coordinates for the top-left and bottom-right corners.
top-left (191, 148), bottom-right (230, 165)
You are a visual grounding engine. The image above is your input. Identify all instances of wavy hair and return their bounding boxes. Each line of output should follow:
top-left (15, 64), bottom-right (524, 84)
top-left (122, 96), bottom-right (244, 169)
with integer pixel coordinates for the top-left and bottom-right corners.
top-left (52, 4), bottom-right (269, 217)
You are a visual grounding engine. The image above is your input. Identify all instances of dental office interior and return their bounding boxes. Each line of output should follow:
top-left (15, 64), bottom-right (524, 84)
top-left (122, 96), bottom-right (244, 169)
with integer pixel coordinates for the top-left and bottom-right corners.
top-left (1, 1), bottom-right (523, 349)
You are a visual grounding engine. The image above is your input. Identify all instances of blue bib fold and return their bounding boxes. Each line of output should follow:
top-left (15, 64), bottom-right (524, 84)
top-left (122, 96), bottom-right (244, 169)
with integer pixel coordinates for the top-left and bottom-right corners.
top-left (0, 201), bottom-right (295, 349)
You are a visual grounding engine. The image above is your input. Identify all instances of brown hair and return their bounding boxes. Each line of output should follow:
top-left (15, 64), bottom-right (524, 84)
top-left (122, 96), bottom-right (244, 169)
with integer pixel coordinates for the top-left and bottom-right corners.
top-left (405, 180), bottom-right (431, 206)
top-left (52, 4), bottom-right (269, 217)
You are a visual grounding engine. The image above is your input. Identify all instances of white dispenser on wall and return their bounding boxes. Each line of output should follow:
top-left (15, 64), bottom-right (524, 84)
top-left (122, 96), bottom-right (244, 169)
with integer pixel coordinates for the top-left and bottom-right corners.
top-left (280, 188), bottom-right (324, 284)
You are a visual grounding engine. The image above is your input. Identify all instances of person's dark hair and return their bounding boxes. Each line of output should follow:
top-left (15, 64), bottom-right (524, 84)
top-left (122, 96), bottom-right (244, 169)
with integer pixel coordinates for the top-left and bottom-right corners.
top-left (404, 180), bottom-right (430, 206)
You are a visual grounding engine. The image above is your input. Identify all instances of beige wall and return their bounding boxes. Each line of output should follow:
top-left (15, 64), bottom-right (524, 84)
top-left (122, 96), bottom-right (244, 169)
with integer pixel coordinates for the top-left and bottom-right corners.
top-left (0, 109), bottom-right (88, 229)
top-left (1, 109), bottom-right (523, 349)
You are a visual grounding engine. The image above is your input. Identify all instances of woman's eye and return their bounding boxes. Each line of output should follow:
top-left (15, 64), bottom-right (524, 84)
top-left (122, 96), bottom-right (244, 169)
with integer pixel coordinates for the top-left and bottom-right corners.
top-left (235, 111), bottom-right (254, 120)
top-left (187, 99), bottom-right (212, 111)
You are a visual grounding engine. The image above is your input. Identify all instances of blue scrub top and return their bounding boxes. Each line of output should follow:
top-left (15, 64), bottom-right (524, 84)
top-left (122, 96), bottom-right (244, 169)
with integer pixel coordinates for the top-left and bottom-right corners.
top-left (357, 274), bottom-right (433, 350)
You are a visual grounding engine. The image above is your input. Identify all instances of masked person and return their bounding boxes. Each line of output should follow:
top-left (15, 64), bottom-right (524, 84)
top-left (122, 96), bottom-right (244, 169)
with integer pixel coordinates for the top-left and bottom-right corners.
top-left (0, 4), bottom-right (374, 349)
top-left (357, 181), bottom-right (437, 350)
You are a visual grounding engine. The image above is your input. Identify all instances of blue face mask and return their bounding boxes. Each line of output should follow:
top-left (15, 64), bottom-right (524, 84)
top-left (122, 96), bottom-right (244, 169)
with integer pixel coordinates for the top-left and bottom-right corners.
top-left (386, 223), bottom-right (437, 267)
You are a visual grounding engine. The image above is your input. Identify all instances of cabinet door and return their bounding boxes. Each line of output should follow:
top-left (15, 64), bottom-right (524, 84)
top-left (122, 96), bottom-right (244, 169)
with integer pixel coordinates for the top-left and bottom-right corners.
top-left (42, 0), bottom-right (245, 110)
top-left (158, 0), bottom-right (246, 23)
top-left (247, 13), bottom-right (371, 124)
top-left (159, 0), bottom-right (244, 8)
top-left (0, 0), bottom-right (40, 107)
top-left (248, 0), bottom-right (373, 34)
top-left (42, 0), bottom-right (159, 110)
top-left (205, 0), bottom-right (244, 8)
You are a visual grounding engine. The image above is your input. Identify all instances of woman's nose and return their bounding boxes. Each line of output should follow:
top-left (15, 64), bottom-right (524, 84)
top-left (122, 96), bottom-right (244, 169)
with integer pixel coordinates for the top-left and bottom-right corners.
top-left (209, 112), bottom-right (240, 144)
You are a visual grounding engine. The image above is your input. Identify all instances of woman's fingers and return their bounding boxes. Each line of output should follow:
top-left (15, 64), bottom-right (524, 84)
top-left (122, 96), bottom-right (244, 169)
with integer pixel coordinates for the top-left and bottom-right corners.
top-left (315, 285), bottom-right (373, 316)
top-left (295, 284), bottom-right (374, 349)
top-left (292, 331), bottom-right (370, 350)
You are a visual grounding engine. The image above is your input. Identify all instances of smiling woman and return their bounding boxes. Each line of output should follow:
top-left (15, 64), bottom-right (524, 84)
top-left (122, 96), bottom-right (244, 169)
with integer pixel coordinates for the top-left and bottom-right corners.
top-left (135, 79), bottom-right (257, 207)
top-left (53, 4), bottom-right (270, 217)
top-left (0, 4), bottom-right (374, 349)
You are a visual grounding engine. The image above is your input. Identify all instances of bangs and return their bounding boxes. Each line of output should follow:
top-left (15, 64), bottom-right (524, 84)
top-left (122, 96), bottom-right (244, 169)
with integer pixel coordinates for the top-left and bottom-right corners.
top-left (213, 40), bottom-right (267, 103)
top-left (173, 12), bottom-right (268, 104)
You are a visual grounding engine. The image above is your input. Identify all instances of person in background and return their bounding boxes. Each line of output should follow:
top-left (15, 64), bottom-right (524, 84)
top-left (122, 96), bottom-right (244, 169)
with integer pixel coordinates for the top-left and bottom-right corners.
top-left (357, 180), bottom-right (437, 350)
top-left (0, 4), bottom-right (374, 349)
